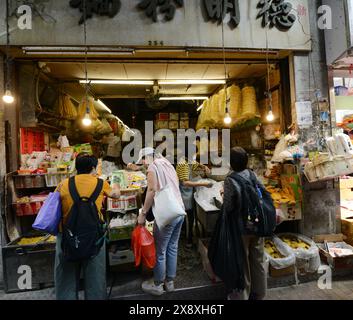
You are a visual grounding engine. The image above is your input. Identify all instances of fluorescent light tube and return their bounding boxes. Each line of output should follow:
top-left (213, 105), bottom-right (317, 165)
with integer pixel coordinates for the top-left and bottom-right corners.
top-left (80, 80), bottom-right (154, 85)
top-left (160, 96), bottom-right (208, 101)
top-left (159, 79), bottom-right (226, 85)
top-left (97, 99), bottom-right (112, 114)
top-left (197, 104), bottom-right (204, 112)
top-left (24, 51), bottom-right (135, 56)
top-left (136, 49), bottom-right (186, 53)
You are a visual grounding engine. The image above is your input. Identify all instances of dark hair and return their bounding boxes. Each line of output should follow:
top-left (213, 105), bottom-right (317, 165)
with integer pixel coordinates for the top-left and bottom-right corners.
top-left (75, 153), bottom-right (98, 174)
top-left (230, 147), bottom-right (248, 172)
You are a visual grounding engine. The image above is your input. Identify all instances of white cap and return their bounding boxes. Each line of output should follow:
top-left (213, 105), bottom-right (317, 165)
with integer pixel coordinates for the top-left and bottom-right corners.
top-left (136, 147), bottom-right (155, 164)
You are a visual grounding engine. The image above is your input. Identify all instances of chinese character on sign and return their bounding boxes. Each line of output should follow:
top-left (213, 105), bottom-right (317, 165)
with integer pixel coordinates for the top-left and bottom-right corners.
top-left (203, 0), bottom-right (240, 29)
top-left (137, 0), bottom-right (184, 22)
top-left (257, 0), bottom-right (296, 30)
top-left (69, 0), bottom-right (121, 24)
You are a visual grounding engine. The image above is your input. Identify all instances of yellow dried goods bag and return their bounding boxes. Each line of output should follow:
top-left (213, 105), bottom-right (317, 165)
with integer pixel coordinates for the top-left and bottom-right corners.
top-left (203, 97), bottom-right (215, 128)
top-left (63, 95), bottom-right (77, 120)
top-left (216, 89), bottom-right (226, 127)
top-left (227, 85), bottom-right (242, 119)
top-left (78, 98), bottom-right (99, 120)
top-left (241, 86), bottom-right (259, 119)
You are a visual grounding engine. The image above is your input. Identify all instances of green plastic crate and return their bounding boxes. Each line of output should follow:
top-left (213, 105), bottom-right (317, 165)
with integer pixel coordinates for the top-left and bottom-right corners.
top-left (108, 225), bottom-right (135, 241)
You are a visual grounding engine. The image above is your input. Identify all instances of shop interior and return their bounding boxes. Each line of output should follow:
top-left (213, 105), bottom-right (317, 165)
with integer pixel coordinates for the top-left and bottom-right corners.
top-left (1, 48), bottom-right (307, 295)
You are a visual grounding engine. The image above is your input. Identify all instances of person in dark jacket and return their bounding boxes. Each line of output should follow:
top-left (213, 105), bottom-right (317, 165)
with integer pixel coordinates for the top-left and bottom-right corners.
top-left (221, 147), bottom-right (267, 300)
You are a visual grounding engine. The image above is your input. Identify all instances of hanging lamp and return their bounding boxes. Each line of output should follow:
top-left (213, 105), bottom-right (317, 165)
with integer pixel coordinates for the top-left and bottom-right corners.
top-left (265, 30), bottom-right (274, 122)
top-left (81, 0), bottom-right (92, 127)
top-left (2, 0), bottom-right (14, 104)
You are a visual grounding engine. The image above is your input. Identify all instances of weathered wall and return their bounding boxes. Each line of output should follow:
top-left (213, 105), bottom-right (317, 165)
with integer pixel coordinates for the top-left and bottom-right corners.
top-left (292, 0), bottom-right (337, 237)
top-left (0, 54), bottom-right (6, 286)
top-left (0, 0), bottom-right (311, 50)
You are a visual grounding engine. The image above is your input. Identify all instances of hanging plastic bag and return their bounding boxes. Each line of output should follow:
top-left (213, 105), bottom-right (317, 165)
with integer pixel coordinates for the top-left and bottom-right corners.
top-left (208, 209), bottom-right (246, 290)
top-left (131, 226), bottom-right (156, 269)
top-left (32, 192), bottom-right (62, 235)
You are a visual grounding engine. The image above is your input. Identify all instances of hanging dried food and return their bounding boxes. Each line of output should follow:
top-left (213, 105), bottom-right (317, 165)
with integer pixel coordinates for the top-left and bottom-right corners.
top-left (58, 95), bottom-right (78, 120)
top-left (78, 97), bottom-right (99, 120)
top-left (241, 86), bottom-right (260, 120)
top-left (227, 85), bottom-right (242, 120)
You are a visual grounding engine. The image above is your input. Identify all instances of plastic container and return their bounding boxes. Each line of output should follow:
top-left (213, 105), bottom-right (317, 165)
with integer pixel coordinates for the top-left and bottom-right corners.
top-left (14, 201), bottom-right (44, 216)
top-left (107, 197), bottom-right (126, 211)
top-left (108, 225), bottom-right (135, 241)
top-left (304, 162), bottom-right (317, 182)
top-left (333, 156), bottom-right (352, 176)
top-left (45, 173), bottom-right (70, 187)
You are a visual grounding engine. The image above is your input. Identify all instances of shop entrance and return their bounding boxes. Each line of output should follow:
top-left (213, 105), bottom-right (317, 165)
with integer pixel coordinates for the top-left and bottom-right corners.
top-left (2, 50), bottom-right (296, 297)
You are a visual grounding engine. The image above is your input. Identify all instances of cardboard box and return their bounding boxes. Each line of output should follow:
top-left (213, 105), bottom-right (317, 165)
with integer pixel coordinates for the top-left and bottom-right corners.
top-left (169, 120), bottom-right (179, 130)
top-left (340, 178), bottom-right (353, 190)
top-left (278, 202), bottom-right (302, 221)
top-left (314, 234), bottom-right (353, 269)
top-left (280, 174), bottom-right (303, 202)
top-left (198, 239), bottom-right (222, 283)
top-left (269, 265), bottom-right (295, 278)
top-left (180, 113), bottom-right (189, 120)
top-left (156, 113), bottom-right (169, 121)
top-left (179, 120), bottom-right (189, 129)
top-left (341, 188), bottom-right (353, 201)
top-left (155, 120), bottom-right (169, 130)
top-left (341, 217), bottom-right (353, 247)
top-left (169, 113), bottom-right (179, 121)
top-left (109, 249), bottom-right (135, 266)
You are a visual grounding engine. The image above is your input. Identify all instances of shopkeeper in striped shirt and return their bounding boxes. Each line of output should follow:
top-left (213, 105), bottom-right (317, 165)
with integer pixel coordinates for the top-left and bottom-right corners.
top-left (176, 154), bottom-right (213, 249)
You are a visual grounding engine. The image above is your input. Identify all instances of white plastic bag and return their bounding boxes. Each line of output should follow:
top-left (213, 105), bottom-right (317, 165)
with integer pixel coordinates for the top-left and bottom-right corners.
top-left (278, 233), bottom-right (321, 273)
top-left (265, 236), bottom-right (296, 270)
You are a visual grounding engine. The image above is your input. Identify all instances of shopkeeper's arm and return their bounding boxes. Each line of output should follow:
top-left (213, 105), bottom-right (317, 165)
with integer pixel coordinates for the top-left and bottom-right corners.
top-left (138, 170), bottom-right (157, 225)
top-left (105, 181), bottom-right (121, 199)
top-left (182, 180), bottom-right (213, 188)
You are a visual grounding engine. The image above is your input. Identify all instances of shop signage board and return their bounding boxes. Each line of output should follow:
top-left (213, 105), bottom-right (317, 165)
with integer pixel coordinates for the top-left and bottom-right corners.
top-left (0, 0), bottom-right (310, 50)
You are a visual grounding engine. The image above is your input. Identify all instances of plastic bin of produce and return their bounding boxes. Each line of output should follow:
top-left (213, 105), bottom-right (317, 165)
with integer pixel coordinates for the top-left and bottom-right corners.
top-left (2, 233), bottom-right (56, 293)
top-left (108, 225), bottom-right (135, 241)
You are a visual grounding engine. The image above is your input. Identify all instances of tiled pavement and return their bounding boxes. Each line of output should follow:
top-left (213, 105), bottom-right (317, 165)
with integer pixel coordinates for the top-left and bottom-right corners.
top-left (1, 276), bottom-right (353, 300)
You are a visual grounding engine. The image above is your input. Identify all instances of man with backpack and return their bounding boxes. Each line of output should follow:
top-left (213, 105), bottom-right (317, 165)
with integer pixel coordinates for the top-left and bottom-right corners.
top-left (208, 147), bottom-right (277, 300)
top-left (55, 153), bottom-right (120, 300)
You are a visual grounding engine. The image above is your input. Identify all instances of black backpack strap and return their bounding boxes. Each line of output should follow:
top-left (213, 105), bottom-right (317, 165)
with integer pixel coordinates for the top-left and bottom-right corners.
top-left (69, 176), bottom-right (81, 203)
top-left (90, 178), bottom-right (104, 203)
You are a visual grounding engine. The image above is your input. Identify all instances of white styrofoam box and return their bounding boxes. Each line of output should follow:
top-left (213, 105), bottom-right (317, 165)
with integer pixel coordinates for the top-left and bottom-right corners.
top-left (109, 249), bottom-right (134, 266)
top-left (315, 161), bottom-right (336, 180)
top-left (335, 134), bottom-right (353, 157)
top-left (326, 137), bottom-right (339, 157)
top-left (333, 156), bottom-right (352, 176)
top-left (304, 162), bottom-right (317, 182)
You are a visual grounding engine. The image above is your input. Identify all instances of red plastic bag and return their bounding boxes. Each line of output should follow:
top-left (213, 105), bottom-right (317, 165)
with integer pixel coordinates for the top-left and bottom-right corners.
top-left (131, 226), bottom-right (156, 269)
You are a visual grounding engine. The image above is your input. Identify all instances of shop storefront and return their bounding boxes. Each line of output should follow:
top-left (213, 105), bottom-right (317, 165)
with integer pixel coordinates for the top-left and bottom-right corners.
top-left (0, 0), bottom-right (346, 297)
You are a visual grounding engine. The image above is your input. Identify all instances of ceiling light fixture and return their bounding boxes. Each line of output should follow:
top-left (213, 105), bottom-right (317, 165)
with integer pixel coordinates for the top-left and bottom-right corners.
top-left (159, 96), bottom-right (208, 101)
top-left (97, 99), bottom-right (112, 113)
top-left (24, 51), bottom-right (135, 56)
top-left (2, 0), bottom-right (14, 105)
top-left (135, 49), bottom-right (186, 54)
top-left (197, 104), bottom-right (204, 112)
top-left (158, 80), bottom-right (226, 85)
top-left (79, 80), bottom-right (154, 85)
top-left (2, 89), bottom-right (14, 104)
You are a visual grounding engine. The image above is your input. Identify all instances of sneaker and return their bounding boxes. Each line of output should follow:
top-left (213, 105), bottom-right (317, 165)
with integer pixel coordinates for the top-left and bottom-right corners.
top-left (142, 279), bottom-right (165, 296)
top-left (164, 280), bottom-right (175, 293)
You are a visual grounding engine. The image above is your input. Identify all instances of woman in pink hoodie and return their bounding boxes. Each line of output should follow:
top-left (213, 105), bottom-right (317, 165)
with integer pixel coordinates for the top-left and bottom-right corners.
top-left (137, 147), bottom-right (185, 296)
